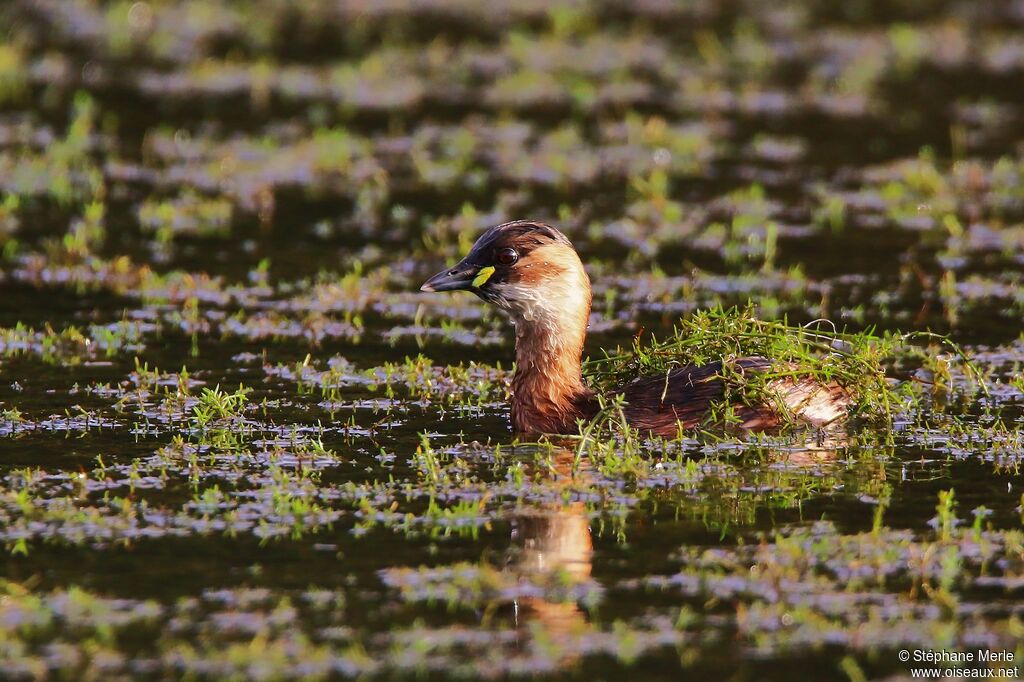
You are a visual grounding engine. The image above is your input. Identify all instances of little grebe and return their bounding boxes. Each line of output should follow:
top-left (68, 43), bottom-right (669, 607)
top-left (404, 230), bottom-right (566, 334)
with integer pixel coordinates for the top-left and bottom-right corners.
top-left (421, 220), bottom-right (850, 437)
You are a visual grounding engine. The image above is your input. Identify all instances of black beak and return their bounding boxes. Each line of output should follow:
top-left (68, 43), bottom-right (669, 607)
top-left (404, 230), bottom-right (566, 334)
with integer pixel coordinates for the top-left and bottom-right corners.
top-left (420, 260), bottom-right (487, 293)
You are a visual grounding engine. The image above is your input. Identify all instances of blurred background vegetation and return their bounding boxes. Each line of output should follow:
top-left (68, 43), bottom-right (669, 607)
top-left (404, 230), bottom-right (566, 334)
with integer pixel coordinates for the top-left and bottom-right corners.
top-left (1, 0), bottom-right (1023, 342)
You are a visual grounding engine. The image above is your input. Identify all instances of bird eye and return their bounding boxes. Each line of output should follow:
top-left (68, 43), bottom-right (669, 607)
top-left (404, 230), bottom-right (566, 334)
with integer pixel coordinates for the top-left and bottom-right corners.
top-left (496, 248), bottom-right (518, 266)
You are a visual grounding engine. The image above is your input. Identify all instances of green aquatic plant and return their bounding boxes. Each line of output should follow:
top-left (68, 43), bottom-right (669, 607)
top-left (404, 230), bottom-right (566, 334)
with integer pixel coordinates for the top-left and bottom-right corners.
top-left (0, 192), bottom-right (19, 238)
top-left (0, 43), bottom-right (26, 104)
top-left (583, 305), bottom-right (983, 433)
top-left (0, 323), bottom-right (137, 365)
top-left (191, 384), bottom-right (252, 428)
top-left (935, 488), bottom-right (958, 542)
top-left (60, 201), bottom-right (107, 260)
top-left (137, 192), bottom-right (233, 242)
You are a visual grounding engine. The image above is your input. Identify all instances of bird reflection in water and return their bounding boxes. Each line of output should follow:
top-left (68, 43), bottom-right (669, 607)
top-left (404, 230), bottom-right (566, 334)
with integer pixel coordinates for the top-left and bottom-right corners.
top-left (496, 436), bottom-right (846, 649)
top-left (502, 446), bottom-right (594, 649)
top-left (510, 503), bottom-right (593, 634)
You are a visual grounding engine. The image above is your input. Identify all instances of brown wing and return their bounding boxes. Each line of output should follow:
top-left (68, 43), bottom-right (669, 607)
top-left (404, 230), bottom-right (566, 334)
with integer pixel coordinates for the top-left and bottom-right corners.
top-left (619, 357), bottom-right (850, 437)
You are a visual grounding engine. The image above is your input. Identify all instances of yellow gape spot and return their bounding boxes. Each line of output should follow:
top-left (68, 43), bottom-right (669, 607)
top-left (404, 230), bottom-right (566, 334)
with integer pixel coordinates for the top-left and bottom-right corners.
top-left (472, 266), bottom-right (495, 288)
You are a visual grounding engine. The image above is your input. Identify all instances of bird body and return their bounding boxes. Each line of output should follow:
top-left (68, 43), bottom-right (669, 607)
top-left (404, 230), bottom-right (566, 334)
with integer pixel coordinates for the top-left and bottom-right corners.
top-left (421, 221), bottom-right (850, 437)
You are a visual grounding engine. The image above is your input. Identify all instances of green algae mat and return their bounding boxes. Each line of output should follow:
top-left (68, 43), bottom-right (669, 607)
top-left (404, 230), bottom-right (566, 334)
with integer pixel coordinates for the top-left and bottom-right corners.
top-left (1, 1), bottom-right (1024, 679)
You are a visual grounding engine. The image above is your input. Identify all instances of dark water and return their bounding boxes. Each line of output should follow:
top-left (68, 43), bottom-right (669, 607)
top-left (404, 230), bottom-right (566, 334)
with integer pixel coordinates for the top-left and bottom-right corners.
top-left (1, 1), bottom-right (1024, 679)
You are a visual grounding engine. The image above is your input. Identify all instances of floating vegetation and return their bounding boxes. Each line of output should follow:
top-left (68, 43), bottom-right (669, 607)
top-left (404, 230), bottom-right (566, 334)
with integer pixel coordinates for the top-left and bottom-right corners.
top-left (0, 321), bottom-right (146, 365)
top-left (137, 192), bottom-right (234, 242)
top-left (2, 0), bottom-right (1024, 679)
top-left (585, 305), bottom-right (989, 434)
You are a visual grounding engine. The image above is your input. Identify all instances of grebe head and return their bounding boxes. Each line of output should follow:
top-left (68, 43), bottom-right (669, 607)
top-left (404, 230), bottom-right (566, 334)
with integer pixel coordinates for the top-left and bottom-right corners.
top-left (422, 221), bottom-right (597, 434)
top-left (420, 220), bottom-right (591, 327)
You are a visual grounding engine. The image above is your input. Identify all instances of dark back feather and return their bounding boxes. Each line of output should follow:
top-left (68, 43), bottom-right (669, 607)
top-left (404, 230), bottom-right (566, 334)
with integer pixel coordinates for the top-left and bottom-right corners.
top-left (616, 357), bottom-right (849, 437)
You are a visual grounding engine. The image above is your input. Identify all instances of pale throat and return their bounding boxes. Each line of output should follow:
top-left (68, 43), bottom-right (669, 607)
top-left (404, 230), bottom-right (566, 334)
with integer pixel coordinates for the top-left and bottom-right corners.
top-left (498, 274), bottom-right (592, 402)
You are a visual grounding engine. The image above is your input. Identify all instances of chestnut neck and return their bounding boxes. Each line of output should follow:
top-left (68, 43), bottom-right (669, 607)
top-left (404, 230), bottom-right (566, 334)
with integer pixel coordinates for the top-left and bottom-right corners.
top-left (509, 300), bottom-right (596, 435)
